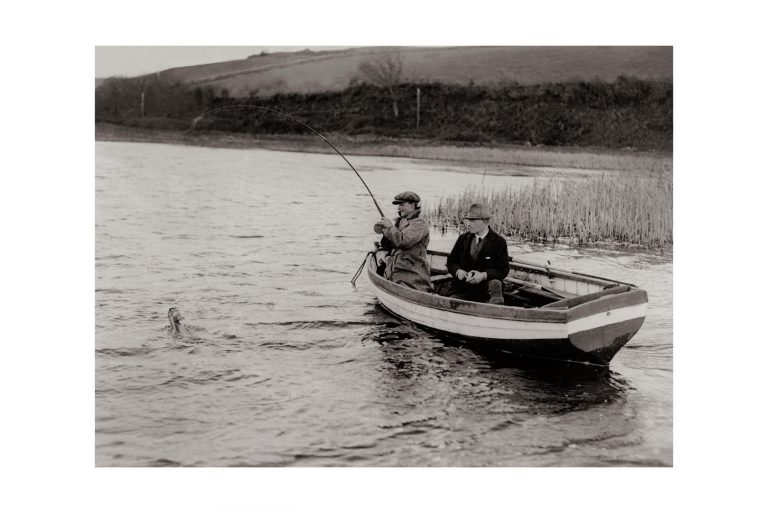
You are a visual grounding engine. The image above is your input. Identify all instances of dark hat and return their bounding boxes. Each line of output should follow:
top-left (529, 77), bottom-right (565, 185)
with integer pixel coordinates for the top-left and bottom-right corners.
top-left (463, 203), bottom-right (492, 220)
top-left (392, 191), bottom-right (421, 204)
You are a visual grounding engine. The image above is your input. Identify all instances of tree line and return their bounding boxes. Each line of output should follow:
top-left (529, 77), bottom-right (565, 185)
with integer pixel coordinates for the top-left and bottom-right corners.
top-left (95, 74), bottom-right (672, 151)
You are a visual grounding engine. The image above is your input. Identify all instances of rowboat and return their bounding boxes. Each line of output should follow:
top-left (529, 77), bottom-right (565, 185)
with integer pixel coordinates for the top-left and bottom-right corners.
top-left (366, 249), bottom-right (648, 365)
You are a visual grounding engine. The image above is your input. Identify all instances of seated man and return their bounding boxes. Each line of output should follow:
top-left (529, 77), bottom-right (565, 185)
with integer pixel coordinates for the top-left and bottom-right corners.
top-left (373, 191), bottom-right (432, 292)
top-left (443, 203), bottom-right (509, 304)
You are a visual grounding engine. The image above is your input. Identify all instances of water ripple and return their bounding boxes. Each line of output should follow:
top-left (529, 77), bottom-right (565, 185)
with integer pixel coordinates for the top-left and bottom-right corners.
top-left (96, 346), bottom-right (157, 358)
top-left (95, 141), bottom-right (672, 467)
top-left (245, 319), bottom-right (372, 330)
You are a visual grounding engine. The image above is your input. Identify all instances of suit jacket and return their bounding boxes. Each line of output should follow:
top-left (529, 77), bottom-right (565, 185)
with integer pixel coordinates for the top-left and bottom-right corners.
top-left (446, 227), bottom-right (509, 282)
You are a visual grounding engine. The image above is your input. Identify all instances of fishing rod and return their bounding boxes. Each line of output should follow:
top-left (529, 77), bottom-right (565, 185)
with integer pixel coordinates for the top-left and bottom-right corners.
top-left (190, 105), bottom-right (385, 217)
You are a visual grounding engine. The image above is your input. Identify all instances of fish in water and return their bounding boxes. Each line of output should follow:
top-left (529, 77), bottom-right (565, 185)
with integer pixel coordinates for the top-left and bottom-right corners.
top-left (168, 307), bottom-right (184, 334)
top-left (167, 307), bottom-right (207, 343)
top-left (167, 307), bottom-right (234, 342)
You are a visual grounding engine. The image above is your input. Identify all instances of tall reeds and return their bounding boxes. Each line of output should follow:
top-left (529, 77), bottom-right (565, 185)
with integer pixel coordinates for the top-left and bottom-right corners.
top-left (426, 172), bottom-right (672, 247)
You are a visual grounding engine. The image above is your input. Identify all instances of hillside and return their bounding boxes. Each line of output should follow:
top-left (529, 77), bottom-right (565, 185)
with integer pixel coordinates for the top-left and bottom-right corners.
top-left (106, 46), bottom-right (672, 97)
top-left (95, 47), bottom-right (672, 153)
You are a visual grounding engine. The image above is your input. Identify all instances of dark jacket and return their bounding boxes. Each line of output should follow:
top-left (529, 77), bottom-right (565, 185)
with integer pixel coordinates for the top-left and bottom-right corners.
top-left (380, 211), bottom-right (432, 292)
top-left (447, 227), bottom-right (510, 282)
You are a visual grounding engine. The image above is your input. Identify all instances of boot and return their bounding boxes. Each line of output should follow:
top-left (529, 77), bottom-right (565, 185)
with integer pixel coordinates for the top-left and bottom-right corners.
top-left (487, 279), bottom-right (505, 305)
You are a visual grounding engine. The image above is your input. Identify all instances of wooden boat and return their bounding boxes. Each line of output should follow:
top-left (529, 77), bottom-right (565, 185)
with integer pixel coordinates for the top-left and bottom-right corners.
top-left (366, 249), bottom-right (648, 365)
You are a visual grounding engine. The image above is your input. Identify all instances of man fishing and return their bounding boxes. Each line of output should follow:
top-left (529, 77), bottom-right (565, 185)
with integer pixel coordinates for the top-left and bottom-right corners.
top-left (443, 203), bottom-right (508, 305)
top-left (373, 191), bottom-right (432, 292)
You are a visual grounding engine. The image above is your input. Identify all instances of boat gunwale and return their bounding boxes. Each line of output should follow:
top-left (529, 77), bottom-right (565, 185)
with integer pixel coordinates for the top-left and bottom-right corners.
top-left (365, 252), bottom-right (647, 323)
top-left (366, 255), bottom-right (645, 322)
top-left (368, 265), bottom-right (565, 323)
top-left (427, 249), bottom-right (637, 288)
top-left (365, 250), bottom-right (647, 365)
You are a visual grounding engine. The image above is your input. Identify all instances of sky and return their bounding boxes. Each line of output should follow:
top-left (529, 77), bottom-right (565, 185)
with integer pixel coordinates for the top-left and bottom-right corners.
top-left (95, 46), bottom-right (351, 78)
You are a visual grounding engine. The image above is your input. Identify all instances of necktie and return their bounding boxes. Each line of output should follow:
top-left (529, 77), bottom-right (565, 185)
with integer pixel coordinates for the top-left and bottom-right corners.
top-left (471, 236), bottom-right (482, 260)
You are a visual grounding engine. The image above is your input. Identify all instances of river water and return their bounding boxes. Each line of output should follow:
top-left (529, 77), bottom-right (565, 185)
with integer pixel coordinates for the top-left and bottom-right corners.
top-left (95, 141), bottom-right (672, 467)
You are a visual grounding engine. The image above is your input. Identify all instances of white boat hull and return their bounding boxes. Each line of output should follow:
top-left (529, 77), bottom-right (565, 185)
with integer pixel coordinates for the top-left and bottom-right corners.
top-left (366, 251), bottom-right (647, 365)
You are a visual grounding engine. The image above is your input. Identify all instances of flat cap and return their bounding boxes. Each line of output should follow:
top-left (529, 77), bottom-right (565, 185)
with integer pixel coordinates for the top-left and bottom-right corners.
top-left (392, 191), bottom-right (421, 204)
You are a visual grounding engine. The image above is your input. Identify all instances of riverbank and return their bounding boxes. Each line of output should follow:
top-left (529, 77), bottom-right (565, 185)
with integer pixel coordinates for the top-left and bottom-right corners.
top-left (96, 122), bottom-right (672, 176)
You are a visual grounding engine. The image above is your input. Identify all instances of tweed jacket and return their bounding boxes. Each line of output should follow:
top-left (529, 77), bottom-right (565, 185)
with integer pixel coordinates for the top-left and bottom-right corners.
top-left (380, 211), bottom-right (432, 292)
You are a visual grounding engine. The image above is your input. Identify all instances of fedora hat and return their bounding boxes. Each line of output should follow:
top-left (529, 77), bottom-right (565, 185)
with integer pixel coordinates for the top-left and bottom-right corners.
top-left (463, 203), bottom-right (491, 220)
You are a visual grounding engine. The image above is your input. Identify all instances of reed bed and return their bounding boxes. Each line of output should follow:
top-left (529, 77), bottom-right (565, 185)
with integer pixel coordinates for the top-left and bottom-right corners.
top-left (426, 172), bottom-right (672, 248)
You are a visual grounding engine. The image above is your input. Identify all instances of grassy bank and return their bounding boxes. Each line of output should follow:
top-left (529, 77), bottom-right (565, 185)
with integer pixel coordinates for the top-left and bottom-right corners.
top-left (425, 172), bottom-right (672, 248)
top-left (96, 122), bottom-right (671, 174)
top-left (97, 78), bottom-right (672, 151)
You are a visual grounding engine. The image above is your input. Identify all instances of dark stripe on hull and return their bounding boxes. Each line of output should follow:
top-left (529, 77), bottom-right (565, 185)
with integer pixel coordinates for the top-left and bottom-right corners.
top-left (569, 317), bottom-right (646, 364)
top-left (467, 336), bottom-right (606, 365)
top-left (368, 254), bottom-right (647, 366)
top-left (378, 302), bottom-right (637, 366)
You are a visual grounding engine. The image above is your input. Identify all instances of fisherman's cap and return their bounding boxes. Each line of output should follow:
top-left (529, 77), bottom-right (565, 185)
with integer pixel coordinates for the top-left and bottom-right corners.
top-left (463, 203), bottom-right (492, 220)
top-left (392, 191), bottom-right (421, 204)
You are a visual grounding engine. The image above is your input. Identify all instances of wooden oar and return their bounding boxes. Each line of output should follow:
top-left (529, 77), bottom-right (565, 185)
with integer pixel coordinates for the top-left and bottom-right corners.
top-left (505, 276), bottom-right (574, 299)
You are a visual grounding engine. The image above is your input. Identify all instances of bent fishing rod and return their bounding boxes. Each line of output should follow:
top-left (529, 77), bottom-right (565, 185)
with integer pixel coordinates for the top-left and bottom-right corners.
top-left (190, 105), bottom-right (385, 217)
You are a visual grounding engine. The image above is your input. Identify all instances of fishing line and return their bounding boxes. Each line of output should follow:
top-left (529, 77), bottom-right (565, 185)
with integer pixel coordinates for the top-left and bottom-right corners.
top-left (190, 105), bottom-right (385, 217)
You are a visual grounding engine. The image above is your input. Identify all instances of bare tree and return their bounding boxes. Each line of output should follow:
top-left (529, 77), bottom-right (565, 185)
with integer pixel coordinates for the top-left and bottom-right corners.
top-left (358, 49), bottom-right (403, 118)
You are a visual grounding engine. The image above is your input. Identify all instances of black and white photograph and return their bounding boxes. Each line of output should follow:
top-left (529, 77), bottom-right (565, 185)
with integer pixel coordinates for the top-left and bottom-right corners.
top-left (94, 45), bottom-right (672, 467)
top-left (7, 1), bottom-right (768, 510)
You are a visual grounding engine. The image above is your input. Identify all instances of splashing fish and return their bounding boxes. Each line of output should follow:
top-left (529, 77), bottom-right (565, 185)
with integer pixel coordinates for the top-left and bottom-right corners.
top-left (168, 307), bottom-right (184, 334)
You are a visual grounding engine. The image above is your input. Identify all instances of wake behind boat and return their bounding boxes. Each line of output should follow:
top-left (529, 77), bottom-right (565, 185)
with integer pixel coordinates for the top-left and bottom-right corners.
top-left (367, 249), bottom-right (648, 365)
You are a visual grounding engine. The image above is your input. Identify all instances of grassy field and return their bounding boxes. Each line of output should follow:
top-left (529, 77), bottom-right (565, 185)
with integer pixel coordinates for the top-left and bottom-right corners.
top-left (149, 46), bottom-right (673, 98)
top-left (425, 172), bottom-right (672, 248)
top-left (96, 122), bottom-right (671, 175)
